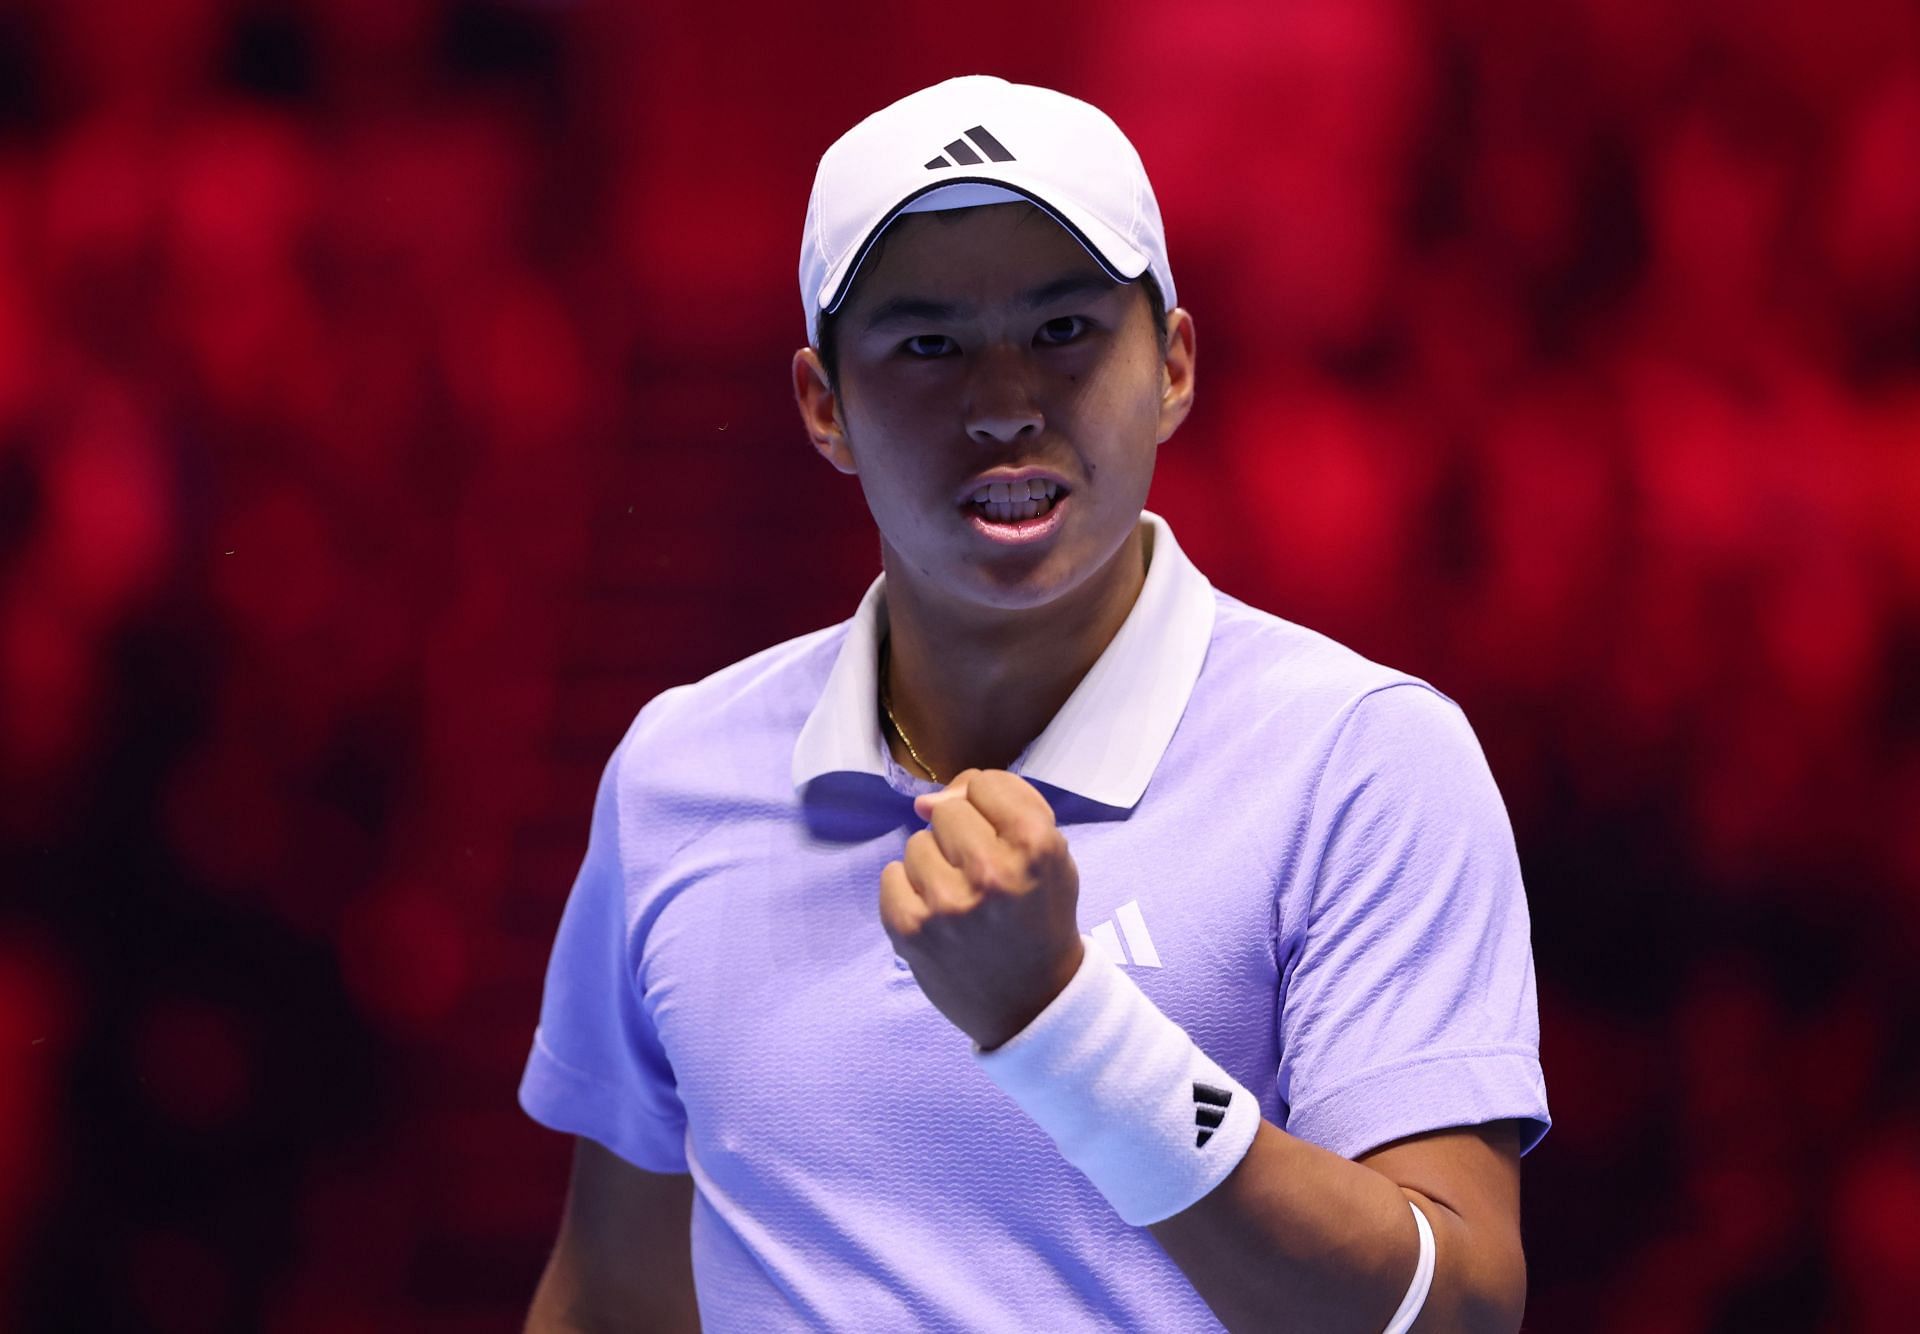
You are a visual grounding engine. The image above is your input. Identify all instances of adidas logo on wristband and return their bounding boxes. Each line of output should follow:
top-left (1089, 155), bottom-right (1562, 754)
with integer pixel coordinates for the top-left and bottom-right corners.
top-left (1193, 1082), bottom-right (1232, 1147)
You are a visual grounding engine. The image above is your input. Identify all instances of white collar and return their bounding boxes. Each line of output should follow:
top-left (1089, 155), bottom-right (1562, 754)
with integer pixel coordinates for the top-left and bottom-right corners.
top-left (790, 510), bottom-right (1216, 809)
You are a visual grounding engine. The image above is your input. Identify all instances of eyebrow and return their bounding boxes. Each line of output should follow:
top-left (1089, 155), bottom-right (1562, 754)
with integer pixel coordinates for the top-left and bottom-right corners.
top-left (860, 272), bottom-right (1121, 331)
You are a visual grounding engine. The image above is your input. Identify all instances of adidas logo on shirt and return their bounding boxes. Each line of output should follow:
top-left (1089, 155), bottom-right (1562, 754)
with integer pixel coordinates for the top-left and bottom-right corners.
top-left (1086, 899), bottom-right (1161, 969)
top-left (924, 125), bottom-right (1017, 170)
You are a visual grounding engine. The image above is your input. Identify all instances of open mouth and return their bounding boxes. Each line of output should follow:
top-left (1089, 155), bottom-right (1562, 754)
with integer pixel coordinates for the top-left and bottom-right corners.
top-left (963, 478), bottom-right (1065, 524)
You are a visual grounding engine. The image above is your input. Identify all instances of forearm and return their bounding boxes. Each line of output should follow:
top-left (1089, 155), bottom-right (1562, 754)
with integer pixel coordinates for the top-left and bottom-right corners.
top-left (971, 935), bottom-right (1526, 1332)
top-left (524, 1236), bottom-right (699, 1334)
top-left (1147, 1119), bottom-right (1517, 1334)
top-left (525, 1280), bottom-right (699, 1334)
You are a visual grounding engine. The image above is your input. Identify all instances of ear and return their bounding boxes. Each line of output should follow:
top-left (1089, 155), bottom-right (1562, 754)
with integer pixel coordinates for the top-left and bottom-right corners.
top-left (1155, 308), bottom-right (1196, 444)
top-left (793, 347), bottom-right (858, 475)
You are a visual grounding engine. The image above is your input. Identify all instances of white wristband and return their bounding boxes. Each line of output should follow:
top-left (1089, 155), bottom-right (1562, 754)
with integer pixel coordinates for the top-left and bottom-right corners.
top-left (1382, 1199), bottom-right (1436, 1333)
top-left (971, 934), bottom-right (1260, 1226)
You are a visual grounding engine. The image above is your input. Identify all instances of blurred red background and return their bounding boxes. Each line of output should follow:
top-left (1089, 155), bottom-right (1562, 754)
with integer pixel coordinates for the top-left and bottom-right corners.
top-left (3, 0), bottom-right (1918, 1330)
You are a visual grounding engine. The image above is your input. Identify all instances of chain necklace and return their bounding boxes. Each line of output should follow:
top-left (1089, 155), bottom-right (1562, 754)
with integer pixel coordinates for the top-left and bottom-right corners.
top-left (879, 637), bottom-right (941, 784)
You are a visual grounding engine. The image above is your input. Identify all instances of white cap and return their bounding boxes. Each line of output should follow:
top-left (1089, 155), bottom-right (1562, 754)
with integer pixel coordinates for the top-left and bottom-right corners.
top-left (799, 75), bottom-right (1176, 347)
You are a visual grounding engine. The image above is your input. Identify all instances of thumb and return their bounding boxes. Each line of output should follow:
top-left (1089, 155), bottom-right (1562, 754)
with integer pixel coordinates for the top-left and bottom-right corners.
top-left (913, 768), bottom-right (980, 819)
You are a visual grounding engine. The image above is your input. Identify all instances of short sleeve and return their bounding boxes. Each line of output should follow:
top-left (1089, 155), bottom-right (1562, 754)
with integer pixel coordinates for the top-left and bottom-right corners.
top-left (517, 730), bottom-right (689, 1173)
top-left (1277, 683), bottom-right (1550, 1161)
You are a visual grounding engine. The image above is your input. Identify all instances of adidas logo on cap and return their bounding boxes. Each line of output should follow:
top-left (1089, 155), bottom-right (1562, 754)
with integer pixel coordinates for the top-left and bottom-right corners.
top-left (924, 124), bottom-right (1016, 170)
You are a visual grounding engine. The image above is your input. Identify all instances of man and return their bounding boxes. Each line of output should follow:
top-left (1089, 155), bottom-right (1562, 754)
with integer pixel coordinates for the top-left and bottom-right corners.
top-left (520, 75), bottom-right (1549, 1332)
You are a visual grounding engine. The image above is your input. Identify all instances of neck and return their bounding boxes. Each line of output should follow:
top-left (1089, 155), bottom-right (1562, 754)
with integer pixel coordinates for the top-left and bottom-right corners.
top-left (880, 521), bottom-right (1150, 782)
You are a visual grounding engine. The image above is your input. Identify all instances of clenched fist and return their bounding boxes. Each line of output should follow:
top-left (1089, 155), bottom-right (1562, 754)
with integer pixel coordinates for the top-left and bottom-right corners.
top-left (879, 768), bottom-right (1087, 1052)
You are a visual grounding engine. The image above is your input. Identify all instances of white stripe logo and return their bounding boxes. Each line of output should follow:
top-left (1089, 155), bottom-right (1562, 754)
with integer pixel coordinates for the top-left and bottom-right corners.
top-left (1088, 899), bottom-right (1162, 969)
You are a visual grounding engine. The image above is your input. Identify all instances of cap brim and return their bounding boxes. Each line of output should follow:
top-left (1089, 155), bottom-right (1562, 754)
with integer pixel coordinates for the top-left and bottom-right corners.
top-left (816, 173), bottom-right (1150, 320)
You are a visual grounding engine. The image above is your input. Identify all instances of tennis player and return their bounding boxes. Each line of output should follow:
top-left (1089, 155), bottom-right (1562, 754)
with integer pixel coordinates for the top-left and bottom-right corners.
top-left (520, 74), bottom-right (1550, 1332)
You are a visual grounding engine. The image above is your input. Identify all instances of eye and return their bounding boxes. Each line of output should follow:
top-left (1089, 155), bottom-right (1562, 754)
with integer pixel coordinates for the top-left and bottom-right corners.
top-left (1036, 315), bottom-right (1089, 346)
top-left (901, 334), bottom-right (955, 358)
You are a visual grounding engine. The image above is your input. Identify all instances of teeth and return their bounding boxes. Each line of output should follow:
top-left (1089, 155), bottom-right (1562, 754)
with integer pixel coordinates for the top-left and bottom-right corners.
top-left (976, 494), bottom-right (1056, 523)
top-left (969, 478), bottom-right (1062, 503)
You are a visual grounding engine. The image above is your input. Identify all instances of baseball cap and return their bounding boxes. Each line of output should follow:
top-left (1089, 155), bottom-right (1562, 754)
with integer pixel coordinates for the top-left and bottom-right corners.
top-left (799, 75), bottom-right (1176, 347)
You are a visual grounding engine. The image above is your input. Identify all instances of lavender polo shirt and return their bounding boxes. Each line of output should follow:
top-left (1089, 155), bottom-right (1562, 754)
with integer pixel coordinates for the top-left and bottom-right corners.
top-left (518, 510), bottom-right (1550, 1331)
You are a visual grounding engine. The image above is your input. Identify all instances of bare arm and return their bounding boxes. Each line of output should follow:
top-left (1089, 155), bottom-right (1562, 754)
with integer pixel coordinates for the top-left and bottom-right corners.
top-left (1147, 1119), bottom-right (1526, 1333)
top-left (525, 1135), bottom-right (700, 1333)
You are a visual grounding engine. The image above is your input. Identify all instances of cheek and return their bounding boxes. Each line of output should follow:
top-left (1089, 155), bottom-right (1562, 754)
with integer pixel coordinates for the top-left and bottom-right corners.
top-left (1076, 354), bottom-right (1163, 432)
top-left (839, 412), bottom-right (925, 512)
top-left (846, 376), bottom-right (934, 441)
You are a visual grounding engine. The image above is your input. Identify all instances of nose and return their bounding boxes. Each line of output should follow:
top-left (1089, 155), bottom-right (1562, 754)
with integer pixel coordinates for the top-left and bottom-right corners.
top-left (963, 348), bottom-right (1044, 446)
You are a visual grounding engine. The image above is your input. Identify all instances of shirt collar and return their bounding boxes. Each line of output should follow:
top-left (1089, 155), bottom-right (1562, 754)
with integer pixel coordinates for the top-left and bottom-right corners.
top-left (790, 510), bottom-right (1216, 809)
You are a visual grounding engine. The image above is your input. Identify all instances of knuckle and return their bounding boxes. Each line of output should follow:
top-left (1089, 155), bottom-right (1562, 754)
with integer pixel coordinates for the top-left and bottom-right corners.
top-left (1022, 834), bottom-right (1064, 880)
top-left (1009, 824), bottom-right (1048, 861)
top-left (968, 854), bottom-right (1008, 895)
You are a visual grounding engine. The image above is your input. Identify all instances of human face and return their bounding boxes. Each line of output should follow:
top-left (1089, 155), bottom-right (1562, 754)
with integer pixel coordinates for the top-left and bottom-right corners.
top-left (796, 202), bottom-right (1194, 620)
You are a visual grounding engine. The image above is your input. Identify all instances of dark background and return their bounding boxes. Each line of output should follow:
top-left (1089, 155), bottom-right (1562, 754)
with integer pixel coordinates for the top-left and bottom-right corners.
top-left (3, 0), bottom-right (1919, 1329)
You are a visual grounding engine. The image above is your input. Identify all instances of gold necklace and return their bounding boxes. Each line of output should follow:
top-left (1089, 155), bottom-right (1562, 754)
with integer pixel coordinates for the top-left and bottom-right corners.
top-left (879, 638), bottom-right (941, 784)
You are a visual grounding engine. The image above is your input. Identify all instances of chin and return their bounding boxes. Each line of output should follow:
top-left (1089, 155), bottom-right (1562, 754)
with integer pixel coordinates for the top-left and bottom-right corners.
top-left (952, 543), bottom-right (1095, 610)
top-left (964, 573), bottom-right (1081, 612)
top-left (880, 508), bottom-right (1131, 613)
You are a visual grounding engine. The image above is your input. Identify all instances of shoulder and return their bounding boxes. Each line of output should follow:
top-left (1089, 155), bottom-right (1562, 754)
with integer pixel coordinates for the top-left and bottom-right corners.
top-left (1198, 592), bottom-right (1497, 808)
top-left (612, 619), bottom-right (851, 788)
top-left (1204, 590), bottom-right (1459, 733)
